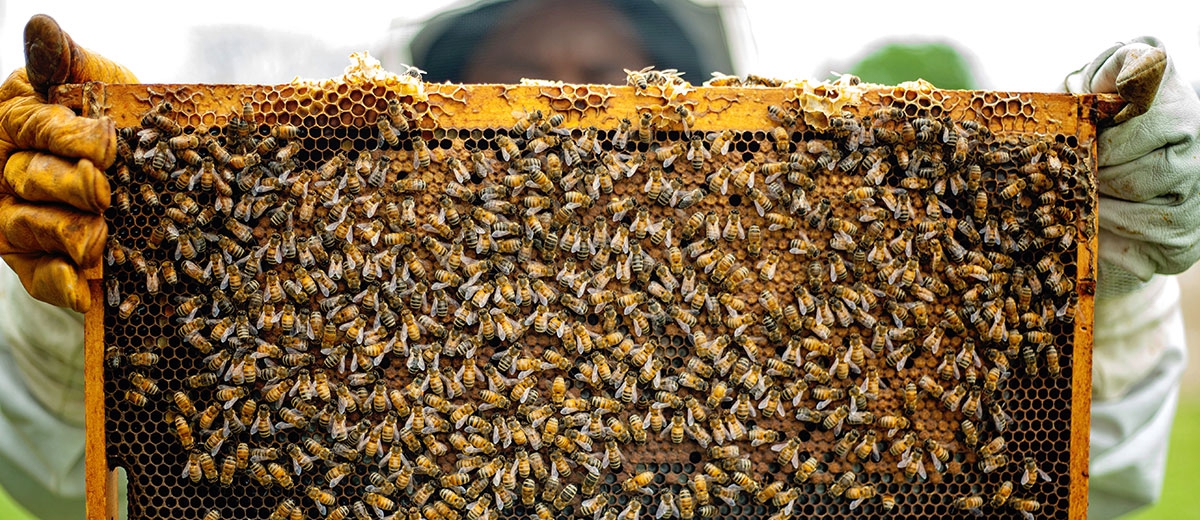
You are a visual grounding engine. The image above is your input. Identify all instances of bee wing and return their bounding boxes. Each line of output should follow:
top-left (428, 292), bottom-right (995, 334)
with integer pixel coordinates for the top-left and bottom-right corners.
top-left (624, 158), bottom-right (641, 179)
top-left (826, 356), bottom-right (840, 377)
top-left (684, 425), bottom-right (708, 448)
top-left (862, 442), bottom-right (880, 463)
top-left (631, 315), bottom-right (645, 337)
top-left (647, 220), bottom-right (663, 236)
top-left (930, 450), bottom-right (951, 472)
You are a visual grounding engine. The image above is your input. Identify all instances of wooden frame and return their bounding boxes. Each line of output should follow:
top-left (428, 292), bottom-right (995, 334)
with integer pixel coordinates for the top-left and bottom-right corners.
top-left (52, 80), bottom-right (1116, 520)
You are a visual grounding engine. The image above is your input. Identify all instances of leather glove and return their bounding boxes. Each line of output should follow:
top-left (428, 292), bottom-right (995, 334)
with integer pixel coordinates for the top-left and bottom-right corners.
top-left (0, 14), bottom-right (137, 312)
top-left (1064, 37), bottom-right (1200, 297)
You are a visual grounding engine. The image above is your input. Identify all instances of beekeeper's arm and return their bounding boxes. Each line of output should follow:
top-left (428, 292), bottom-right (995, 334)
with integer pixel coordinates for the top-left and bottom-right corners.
top-left (0, 14), bottom-right (136, 520)
top-left (1065, 38), bottom-right (1200, 519)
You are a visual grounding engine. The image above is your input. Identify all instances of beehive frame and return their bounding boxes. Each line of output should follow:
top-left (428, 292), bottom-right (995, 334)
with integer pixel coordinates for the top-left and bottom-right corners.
top-left (53, 71), bottom-right (1115, 520)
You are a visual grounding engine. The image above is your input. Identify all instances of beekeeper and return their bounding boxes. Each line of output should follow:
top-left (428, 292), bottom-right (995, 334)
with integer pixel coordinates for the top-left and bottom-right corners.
top-left (0, 5), bottom-right (1195, 520)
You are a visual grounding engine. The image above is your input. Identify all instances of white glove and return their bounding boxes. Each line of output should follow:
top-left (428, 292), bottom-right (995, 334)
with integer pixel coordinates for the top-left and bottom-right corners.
top-left (1065, 37), bottom-right (1200, 297)
top-left (1064, 38), bottom-right (1198, 519)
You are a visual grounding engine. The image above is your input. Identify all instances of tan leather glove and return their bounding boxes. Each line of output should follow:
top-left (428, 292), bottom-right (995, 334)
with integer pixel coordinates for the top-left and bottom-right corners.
top-left (0, 14), bottom-right (137, 312)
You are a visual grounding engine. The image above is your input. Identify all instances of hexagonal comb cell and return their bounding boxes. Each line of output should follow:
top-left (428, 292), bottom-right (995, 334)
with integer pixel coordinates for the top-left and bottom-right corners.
top-left (57, 69), bottom-right (1100, 520)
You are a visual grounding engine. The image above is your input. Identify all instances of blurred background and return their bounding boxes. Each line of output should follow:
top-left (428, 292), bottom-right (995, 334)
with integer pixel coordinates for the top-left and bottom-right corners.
top-left (1, 0), bottom-right (1198, 518)
top-left (2, 0), bottom-right (1199, 89)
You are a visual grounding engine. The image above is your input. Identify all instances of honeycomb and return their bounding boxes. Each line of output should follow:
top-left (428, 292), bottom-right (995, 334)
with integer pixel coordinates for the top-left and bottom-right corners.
top-left (54, 61), bottom-right (1102, 520)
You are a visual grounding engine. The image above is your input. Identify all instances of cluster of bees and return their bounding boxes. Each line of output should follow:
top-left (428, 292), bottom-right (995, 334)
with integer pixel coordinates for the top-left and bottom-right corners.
top-left (103, 77), bottom-right (1083, 520)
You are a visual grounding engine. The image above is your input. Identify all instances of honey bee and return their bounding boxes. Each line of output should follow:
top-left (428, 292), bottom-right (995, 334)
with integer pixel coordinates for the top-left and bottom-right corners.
top-left (940, 421), bottom-right (973, 457)
top-left (1013, 139), bottom-right (1048, 162)
top-left (505, 108), bottom-right (542, 140)
top-left (494, 134), bottom-right (522, 162)
top-left (218, 451), bottom-right (248, 486)
top-left (883, 343), bottom-right (915, 372)
top-left (953, 495), bottom-right (985, 517)
top-left (117, 294), bottom-right (142, 320)
top-left (123, 370), bottom-right (164, 398)
top-left (267, 462), bottom-right (293, 489)
top-left (983, 150), bottom-right (1011, 164)
top-left (821, 404), bottom-right (850, 434)
top-left (411, 482), bottom-right (437, 507)
top-left (196, 403), bottom-right (223, 434)
top-left (767, 125), bottom-right (793, 153)
top-left (898, 445), bottom-right (929, 481)
top-left (166, 412), bottom-right (196, 451)
top-left (141, 102), bottom-right (182, 135)
top-left (196, 452), bottom-right (218, 482)
top-left (1041, 343), bottom-right (1062, 377)
top-left (128, 350), bottom-right (159, 367)
top-left (625, 110), bottom-right (653, 146)
top-left (827, 471), bottom-right (857, 498)
top-left (552, 483), bottom-right (578, 510)
top-left (1004, 498), bottom-right (1041, 520)
top-left (304, 486), bottom-right (337, 515)
top-left (844, 484), bottom-right (877, 510)
top-left (1021, 457), bottom-right (1052, 488)
top-left (873, 414), bottom-right (908, 437)
top-left (1000, 177), bottom-right (1027, 200)
top-left (180, 451), bottom-right (206, 484)
top-left (830, 428), bottom-right (861, 460)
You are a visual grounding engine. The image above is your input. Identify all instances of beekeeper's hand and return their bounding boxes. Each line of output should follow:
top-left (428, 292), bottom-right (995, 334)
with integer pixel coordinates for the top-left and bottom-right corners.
top-left (1065, 37), bottom-right (1200, 296)
top-left (0, 14), bottom-right (137, 312)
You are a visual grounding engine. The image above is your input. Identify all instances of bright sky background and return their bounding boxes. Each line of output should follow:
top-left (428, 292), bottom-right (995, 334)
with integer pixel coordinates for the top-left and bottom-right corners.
top-left (2, 0), bottom-right (1199, 90)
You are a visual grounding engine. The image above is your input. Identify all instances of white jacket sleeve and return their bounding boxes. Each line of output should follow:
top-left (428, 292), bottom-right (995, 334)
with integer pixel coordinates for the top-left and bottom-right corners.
top-left (0, 264), bottom-right (86, 520)
top-left (1088, 275), bottom-right (1186, 520)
